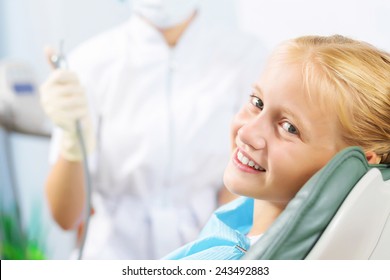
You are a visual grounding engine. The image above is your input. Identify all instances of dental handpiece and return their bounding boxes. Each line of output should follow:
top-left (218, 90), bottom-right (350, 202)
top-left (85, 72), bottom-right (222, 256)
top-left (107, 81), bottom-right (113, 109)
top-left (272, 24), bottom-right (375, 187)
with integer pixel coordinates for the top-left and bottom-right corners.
top-left (49, 41), bottom-right (68, 69)
top-left (50, 42), bottom-right (92, 260)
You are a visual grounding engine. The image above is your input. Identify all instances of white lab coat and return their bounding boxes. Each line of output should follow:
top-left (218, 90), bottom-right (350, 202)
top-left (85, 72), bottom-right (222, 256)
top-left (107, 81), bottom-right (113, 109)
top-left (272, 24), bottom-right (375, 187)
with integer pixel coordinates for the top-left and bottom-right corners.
top-left (50, 11), bottom-right (266, 259)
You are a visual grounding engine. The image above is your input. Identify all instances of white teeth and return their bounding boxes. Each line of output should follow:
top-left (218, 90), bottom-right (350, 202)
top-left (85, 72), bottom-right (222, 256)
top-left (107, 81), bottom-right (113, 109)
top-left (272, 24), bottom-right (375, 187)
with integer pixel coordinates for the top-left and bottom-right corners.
top-left (238, 151), bottom-right (243, 161)
top-left (237, 151), bottom-right (264, 171)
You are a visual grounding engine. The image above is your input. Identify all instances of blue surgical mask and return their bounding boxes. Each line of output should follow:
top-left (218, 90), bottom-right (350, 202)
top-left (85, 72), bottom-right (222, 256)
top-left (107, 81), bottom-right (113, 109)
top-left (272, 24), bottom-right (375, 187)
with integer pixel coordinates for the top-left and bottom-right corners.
top-left (131, 0), bottom-right (200, 28)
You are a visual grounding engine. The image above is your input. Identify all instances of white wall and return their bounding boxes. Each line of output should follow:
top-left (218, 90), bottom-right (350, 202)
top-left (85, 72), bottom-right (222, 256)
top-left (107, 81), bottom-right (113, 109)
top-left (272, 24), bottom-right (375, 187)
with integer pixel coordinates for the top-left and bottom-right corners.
top-left (0, 0), bottom-right (131, 82)
top-left (237, 0), bottom-right (390, 51)
top-left (2, 0), bottom-right (389, 82)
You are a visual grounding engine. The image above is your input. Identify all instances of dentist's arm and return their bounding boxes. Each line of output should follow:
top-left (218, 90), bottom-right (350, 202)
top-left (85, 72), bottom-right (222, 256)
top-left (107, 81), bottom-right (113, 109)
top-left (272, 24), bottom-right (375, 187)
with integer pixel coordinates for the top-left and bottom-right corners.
top-left (46, 156), bottom-right (85, 230)
top-left (40, 69), bottom-right (95, 230)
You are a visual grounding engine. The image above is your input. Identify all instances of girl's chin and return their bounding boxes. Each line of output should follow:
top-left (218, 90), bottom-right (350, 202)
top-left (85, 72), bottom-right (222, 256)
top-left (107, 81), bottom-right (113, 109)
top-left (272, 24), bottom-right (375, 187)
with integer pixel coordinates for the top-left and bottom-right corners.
top-left (223, 174), bottom-right (245, 197)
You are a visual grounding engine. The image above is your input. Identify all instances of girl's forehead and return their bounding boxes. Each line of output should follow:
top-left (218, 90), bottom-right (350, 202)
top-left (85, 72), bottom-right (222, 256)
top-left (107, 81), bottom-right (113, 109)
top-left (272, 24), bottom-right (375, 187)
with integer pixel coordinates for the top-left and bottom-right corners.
top-left (258, 58), bottom-right (304, 88)
top-left (257, 58), bottom-right (338, 117)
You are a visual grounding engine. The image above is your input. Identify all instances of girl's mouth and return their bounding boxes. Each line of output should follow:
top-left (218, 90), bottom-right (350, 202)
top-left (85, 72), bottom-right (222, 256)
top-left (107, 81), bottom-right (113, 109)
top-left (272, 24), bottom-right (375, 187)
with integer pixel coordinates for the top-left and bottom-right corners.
top-left (233, 149), bottom-right (266, 173)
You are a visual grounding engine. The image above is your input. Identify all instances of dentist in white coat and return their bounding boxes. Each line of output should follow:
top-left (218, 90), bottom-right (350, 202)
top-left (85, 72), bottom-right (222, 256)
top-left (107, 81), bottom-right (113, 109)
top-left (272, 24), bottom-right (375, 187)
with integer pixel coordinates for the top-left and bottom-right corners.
top-left (40, 0), bottom-right (266, 259)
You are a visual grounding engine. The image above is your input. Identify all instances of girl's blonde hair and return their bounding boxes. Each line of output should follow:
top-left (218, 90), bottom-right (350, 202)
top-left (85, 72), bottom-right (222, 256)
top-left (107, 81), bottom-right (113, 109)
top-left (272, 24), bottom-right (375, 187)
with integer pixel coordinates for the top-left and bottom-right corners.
top-left (273, 35), bottom-right (390, 163)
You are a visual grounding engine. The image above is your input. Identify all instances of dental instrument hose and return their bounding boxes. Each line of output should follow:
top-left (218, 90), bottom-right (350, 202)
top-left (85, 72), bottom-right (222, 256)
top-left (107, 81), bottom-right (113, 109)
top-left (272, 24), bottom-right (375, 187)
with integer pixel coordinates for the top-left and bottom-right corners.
top-left (50, 42), bottom-right (92, 260)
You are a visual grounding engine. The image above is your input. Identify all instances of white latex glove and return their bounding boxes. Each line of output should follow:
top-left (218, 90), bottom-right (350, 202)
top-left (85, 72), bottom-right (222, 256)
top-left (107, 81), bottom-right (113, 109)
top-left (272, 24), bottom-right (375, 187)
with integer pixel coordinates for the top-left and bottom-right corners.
top-left (40, 69), bottom-right (95, 161)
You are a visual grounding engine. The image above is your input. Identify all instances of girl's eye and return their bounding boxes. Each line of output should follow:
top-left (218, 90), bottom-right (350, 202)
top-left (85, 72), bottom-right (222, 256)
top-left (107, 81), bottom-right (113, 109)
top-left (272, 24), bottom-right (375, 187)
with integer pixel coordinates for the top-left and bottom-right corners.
top-left (250, 95), bottom-right (264, 110)
top-left (282, 121), bottom-right (299, 135)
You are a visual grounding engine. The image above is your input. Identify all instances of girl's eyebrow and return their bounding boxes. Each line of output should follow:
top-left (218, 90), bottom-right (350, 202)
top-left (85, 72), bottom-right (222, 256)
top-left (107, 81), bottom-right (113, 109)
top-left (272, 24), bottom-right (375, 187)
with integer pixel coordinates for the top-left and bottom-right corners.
top-left (252, 84), bottom-right (263, 95)
top-left (282, 107), bottom-right (304, 130)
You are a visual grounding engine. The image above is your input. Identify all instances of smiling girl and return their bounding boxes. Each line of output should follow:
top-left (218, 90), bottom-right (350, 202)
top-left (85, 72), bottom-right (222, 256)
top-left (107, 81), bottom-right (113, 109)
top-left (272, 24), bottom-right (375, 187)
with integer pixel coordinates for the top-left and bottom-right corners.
top-left (164, 34), bottom-right (390, 260)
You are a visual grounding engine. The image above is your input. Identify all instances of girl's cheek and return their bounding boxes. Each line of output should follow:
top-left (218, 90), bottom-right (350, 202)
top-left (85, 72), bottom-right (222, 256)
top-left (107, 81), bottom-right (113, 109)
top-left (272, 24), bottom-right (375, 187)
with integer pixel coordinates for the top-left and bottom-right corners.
top-left (230, 110), bottom-right (247, 151)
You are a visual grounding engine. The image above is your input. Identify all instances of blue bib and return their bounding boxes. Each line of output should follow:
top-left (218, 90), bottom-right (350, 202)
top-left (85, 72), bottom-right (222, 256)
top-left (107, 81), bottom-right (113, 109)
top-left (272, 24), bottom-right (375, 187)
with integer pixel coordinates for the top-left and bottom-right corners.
top-left (163, 197), bottom-right (254, 260)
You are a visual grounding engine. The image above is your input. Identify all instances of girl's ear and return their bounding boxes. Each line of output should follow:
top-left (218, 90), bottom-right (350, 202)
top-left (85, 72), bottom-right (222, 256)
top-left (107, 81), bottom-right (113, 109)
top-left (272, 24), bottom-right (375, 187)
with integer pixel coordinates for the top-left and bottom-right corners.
top-left (365, 151), bottom-right (381, 164)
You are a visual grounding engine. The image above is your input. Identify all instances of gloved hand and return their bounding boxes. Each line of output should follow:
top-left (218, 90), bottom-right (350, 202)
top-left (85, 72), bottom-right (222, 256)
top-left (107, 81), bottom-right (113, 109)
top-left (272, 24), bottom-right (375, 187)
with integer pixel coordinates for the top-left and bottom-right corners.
top-left (40, 69), bottom-right (96, 161)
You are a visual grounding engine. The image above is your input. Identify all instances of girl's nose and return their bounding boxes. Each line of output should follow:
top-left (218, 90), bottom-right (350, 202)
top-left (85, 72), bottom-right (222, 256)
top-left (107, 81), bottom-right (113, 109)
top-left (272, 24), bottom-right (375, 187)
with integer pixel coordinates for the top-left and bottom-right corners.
top-left (237, 116), bottom-right (267, 150)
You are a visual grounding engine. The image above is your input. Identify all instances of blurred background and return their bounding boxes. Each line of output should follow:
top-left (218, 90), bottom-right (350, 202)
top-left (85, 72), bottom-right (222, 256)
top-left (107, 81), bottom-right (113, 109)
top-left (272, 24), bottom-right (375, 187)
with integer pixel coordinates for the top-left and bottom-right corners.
top-left (1, 0), bottom-right (389, 259)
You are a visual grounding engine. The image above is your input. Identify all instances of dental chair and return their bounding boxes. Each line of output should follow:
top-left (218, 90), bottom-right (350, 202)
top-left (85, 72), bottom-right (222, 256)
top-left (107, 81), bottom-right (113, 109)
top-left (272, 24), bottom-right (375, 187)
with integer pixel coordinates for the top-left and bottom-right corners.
top-left (243, 146), bottom-right (390, 260)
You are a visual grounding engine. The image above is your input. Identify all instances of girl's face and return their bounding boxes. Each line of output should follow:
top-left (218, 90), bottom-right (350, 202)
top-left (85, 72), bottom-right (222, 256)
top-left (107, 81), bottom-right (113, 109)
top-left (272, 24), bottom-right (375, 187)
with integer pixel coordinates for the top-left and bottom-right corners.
top-left (223, 61), bottom-right (348, 206)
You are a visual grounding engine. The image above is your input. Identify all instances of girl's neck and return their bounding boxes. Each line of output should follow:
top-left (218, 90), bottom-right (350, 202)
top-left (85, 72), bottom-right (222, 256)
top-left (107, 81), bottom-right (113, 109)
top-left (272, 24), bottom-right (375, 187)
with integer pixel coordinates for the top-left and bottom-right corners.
top-left (248, 199), bottom-right (287, 236)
